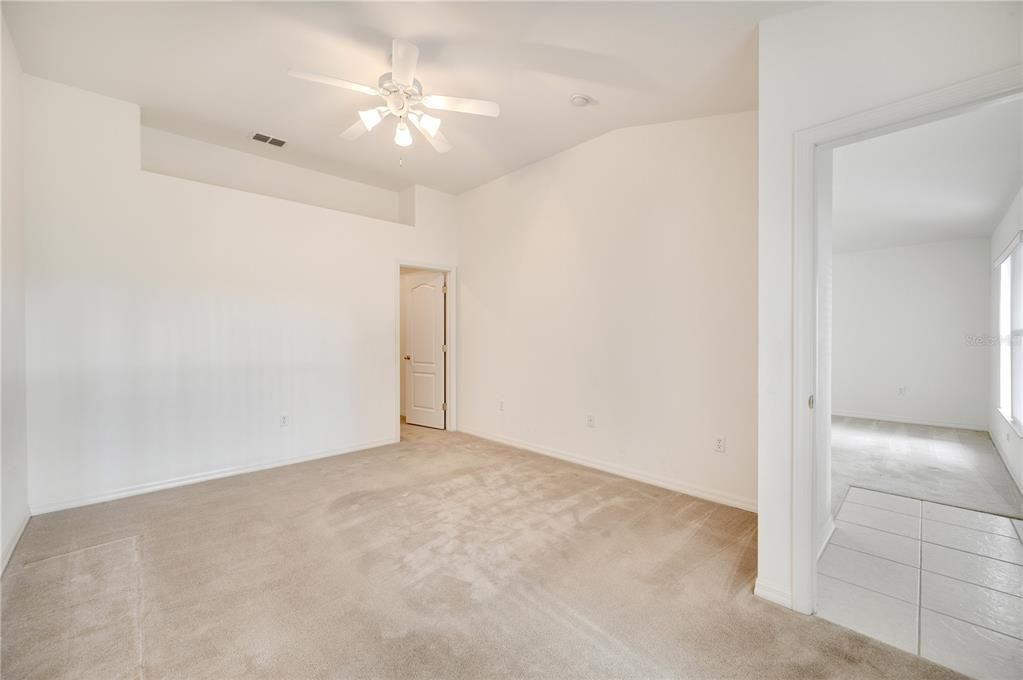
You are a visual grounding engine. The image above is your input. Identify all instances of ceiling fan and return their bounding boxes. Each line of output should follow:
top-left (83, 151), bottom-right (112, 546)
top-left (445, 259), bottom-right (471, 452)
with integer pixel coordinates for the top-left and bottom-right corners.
top-left (289, 39), bottom-right (500, 153)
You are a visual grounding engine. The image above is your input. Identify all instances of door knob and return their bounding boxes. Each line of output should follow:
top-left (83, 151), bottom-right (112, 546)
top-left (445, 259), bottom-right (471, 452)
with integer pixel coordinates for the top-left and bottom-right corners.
top-left (403, 354), bottom-right (411, 360)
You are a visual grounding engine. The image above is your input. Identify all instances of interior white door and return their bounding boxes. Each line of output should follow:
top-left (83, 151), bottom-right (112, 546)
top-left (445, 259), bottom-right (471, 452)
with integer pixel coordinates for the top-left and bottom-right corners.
top-left (404, 271), bottom-right (446, 429)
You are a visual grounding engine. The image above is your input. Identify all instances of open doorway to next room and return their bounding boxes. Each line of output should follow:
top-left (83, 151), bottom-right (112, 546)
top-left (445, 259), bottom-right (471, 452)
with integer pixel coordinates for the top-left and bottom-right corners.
top-left (815, 98), bottom-right (1023, 679)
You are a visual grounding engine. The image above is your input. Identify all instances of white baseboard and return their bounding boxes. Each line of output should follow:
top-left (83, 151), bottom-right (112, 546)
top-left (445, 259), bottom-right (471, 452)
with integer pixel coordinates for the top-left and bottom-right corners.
top-left (832, 410), bottom-right (985, 432)
top-left (458, 427), bottom-right (757, 513)
top-left (30, 437), bottom-right (399, 515)
top-left (754, 578), bottom-right (792, 608)
top-left (817, 516), bottom-right (836, 561)
top-left (989, 426), bottom-right (1023, 496)
top-left (2, 509), bottom-right (31, 573)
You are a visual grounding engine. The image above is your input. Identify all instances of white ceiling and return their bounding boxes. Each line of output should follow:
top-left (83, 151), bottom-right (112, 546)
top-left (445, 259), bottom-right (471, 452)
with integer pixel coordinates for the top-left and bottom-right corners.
top-left (3, 1), bottom-right (797, 194)
top-left (833, 98), bottom-right (1023, 253)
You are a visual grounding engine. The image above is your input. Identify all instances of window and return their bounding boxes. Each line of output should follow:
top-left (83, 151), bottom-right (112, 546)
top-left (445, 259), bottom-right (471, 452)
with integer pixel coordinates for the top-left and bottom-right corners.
top-left (997, 234), bottom-right (1023, 428)
top-left (1000, 256), bottom-right (1011, 415)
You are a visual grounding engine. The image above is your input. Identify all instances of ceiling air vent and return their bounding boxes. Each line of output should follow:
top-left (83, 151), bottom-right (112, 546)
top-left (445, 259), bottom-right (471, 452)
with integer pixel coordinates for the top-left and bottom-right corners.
top-left (252, 133), bottom-right (286, 147)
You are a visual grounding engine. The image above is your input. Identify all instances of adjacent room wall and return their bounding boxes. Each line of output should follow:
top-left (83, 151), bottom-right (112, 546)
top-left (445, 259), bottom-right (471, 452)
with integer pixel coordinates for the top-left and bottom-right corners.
top-left (23, 75), bottom-right (457, 513)
top-left (758, 2), bottom-right (1022, 608)
top-left (141, 126), bottom-right (401, 223)
top-left (832, 238), bottom-right (990, 430)
top-left (989, 185), bottom-right (1023, 491)
top-left (1, 17), bottom-right (29, 567)
top-left (456, 110), bottom-right (758, 511)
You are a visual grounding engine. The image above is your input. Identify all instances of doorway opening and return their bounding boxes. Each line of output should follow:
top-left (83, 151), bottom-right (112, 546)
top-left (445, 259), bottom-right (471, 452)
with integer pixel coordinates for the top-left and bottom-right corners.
top-left (793, 68), bottom-right (1023, 677)
top-left (398, 264), bottom-right (454, 434)
top-left (826, 98), bottom-right (1023, 517)
top-left (817, 98), bottom-right (1023, 673)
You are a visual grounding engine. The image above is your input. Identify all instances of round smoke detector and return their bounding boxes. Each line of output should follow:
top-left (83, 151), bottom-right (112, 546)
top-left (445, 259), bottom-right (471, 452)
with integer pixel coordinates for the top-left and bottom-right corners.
top-left (569, 93), bottom-right (594, 107)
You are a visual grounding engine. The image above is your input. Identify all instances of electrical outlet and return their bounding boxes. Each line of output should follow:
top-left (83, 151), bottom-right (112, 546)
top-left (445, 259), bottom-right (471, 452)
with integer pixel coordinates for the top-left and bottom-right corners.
top-left (280, 415), bottom-right (289, 427)
top-left (713, 436), bottom-right (726, 453)
top-left (586, 415), bottom-right (596, 428)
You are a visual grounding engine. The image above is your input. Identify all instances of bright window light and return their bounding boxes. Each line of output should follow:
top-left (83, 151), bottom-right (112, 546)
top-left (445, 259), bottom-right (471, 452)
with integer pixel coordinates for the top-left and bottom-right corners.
top-left (1000, 256), bottom-right (1011, 415)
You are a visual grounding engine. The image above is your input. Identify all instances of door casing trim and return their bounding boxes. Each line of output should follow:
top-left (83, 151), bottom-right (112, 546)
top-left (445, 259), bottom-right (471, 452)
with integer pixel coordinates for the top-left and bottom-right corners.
top-left (396, 261), bottom-right (457, 436)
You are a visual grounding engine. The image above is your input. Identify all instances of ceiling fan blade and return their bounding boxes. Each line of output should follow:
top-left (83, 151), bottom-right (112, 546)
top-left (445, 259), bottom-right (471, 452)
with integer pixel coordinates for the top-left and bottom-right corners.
top-left (410, 115), bottom-right (452, 153)
top-left (288, 69), bottom-right (380, 97)
top-left (391, 39), bottom-right (419, 87)
top-left (340, 119), bottom-right (368, 141)
top-left (424, 129), bottom-right (452, 154)
top-left (422, 94), bottom-right (500, 117)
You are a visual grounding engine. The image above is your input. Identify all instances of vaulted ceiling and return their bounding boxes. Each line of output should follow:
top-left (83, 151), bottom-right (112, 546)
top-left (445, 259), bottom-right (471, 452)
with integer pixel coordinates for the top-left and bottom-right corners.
top-left (4, 1), bottom-right (797, 193)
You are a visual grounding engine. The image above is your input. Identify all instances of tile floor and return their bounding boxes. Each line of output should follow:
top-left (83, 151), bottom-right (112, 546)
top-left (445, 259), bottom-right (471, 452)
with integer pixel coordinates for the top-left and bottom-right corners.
top-left (818, 486), bottom-right (1023, 679)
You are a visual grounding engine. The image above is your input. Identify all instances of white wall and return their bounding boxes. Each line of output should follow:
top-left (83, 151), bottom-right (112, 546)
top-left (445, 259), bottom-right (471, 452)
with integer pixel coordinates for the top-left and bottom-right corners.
top-left (832, 238), bottom-right (990, 430)
top-left (23, 75), bottom-right (457, 513)
top-left (1, 17), bottom-right (29, 567)
top-left (141, 126), bottom-right (400, 223)
top-left (758, 2), bottom-right (1022, 608)
top-left (456, 111), bottom-right (758, 511)
top-left (990, 185), bottom-right (1023, 491)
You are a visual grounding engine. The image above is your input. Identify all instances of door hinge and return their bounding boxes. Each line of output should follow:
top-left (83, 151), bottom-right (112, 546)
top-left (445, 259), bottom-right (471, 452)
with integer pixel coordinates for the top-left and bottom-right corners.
top-left (442, 284), bottom-right (448, 294)
top-left (808, 394), bottom-right (815, 409)
top-left (442, 402), bottom-right (447, 412)
top-left (442, 344), bottom-right (447, 353)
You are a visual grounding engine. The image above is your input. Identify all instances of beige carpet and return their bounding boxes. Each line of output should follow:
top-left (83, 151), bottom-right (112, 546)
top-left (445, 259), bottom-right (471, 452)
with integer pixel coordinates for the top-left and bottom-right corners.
top-left (3, 424), bottom-right (963, 679)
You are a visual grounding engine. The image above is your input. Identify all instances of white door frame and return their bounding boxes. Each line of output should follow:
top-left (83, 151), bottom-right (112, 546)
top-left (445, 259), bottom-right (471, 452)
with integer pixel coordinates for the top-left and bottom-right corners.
top-left (395, 261), bottom-right (457, 438)
top-left (790, 64), bottom-right (1023, 615)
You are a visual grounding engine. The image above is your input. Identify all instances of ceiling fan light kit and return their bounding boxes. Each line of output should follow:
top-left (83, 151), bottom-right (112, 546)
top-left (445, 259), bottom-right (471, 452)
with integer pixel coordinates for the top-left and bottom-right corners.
top-left (394, 119), bottom-right (413, 147)
top-left (416, 112), bottom-right (442, 137)
top-left (358, 107), bottom-right (385, 132)
top-left (289, 39), bottom-right (500, 154)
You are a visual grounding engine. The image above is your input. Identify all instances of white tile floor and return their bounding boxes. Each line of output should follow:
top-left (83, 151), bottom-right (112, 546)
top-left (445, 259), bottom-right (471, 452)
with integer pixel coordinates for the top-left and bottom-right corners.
top-left (818, 487), bottom-right (1023, 679)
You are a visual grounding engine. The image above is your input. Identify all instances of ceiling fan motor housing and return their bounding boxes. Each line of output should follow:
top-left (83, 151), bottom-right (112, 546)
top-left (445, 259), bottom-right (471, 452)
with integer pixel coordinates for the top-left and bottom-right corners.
top-left (378, 73), bottom-right (421, 96)
top-left (379, 72), bottom-right (423, 114)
